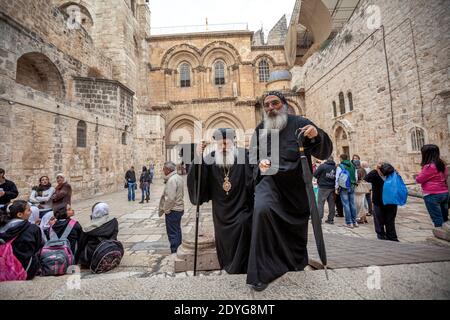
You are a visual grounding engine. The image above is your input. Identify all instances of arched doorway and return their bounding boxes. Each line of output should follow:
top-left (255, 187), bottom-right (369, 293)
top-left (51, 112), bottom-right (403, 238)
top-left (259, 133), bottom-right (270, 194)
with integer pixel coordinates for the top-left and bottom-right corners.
top-left (165, 115), bottom-right (200, 166)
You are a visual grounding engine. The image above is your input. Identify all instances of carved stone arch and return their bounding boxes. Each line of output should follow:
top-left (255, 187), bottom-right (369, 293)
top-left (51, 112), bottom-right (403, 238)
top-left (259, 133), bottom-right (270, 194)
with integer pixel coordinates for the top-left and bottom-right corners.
top-left (201, 41), bottom-right (241, 66)
top-left (58, 1), bottom-right (95, 31)
top-left (205, 112), bottom-right (244, 131)
top-left (165, 114), bottom-right (201, 145)
top-left (286, 99), bottom-right (305, 116)
top-left (332, 120), bottom-right (355, 157)
top-left (15, 52), bottom-right (66, 99)
top-left (252, 54), bottom-right (277, 67)
top-left (161, 44), bottom-right (201, 69)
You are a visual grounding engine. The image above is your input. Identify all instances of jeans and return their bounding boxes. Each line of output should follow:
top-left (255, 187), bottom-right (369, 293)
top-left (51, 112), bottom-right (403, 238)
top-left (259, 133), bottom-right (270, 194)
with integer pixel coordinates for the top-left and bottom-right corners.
top-left (317, 188), bottom-right (336, 222)
top-left (424, 193), bottom-right (449, 227)
top-left (373, 204), bottom-right (398, 241)
top-left (141, 183), bottom-right (150, 202)
top-left (340, 188), bottom-right (357, 225)
top-left (128, 182), bottom-right (136, 201)
top-left (165, 210), bottom-right (183, 253)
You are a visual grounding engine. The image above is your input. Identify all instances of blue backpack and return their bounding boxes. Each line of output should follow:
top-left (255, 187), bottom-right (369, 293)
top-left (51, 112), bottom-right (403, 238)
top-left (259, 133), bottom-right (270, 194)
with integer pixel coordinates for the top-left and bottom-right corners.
top-left (382, 172), bottom-right (408, 206)
top-left (338, 165), bottom-right (351, 190)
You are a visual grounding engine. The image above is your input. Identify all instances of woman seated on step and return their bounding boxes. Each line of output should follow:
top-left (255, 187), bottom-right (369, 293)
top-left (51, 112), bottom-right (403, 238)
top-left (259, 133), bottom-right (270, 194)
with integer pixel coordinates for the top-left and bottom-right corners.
top-left (79, 202), bottom-right (119, 269)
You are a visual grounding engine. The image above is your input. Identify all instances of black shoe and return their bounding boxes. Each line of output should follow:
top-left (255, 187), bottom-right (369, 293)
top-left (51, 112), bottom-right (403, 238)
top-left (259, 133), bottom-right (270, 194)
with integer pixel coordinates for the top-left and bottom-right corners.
top-left (139, 201), bottom-right (144, 204)
top-left (325, 220), bottom-right (334, 225)
top-left (250, 283), bottom-right (268, 292)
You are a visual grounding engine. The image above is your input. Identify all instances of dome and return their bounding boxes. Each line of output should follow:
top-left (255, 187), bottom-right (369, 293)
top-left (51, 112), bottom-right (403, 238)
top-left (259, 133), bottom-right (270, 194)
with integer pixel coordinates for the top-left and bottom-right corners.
top-left (268, 70), bottom-right (292, 83)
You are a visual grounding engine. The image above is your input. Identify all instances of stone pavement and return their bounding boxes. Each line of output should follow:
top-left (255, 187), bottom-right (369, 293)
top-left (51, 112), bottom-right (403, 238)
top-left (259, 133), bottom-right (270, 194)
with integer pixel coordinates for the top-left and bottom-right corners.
top-left (1, 178), bottom-right (450, 299)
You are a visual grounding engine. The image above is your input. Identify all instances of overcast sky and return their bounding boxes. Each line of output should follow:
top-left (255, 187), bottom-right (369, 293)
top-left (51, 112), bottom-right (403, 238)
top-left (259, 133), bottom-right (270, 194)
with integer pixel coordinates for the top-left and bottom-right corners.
top-left (150, 0), bottom-right (296, 36)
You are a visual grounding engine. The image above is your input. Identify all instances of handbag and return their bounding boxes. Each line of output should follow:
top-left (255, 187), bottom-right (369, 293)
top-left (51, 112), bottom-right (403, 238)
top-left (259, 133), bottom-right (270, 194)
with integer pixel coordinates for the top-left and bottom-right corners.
top-left (124, 182), bottom-right (128, 189)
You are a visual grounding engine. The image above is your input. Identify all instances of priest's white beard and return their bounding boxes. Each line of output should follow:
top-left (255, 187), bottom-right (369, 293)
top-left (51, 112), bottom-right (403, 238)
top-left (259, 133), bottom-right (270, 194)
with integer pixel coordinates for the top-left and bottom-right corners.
top-left (215, 145), bottom-right (237, 168)
top-left (264, 105), bottom-right (288, 131)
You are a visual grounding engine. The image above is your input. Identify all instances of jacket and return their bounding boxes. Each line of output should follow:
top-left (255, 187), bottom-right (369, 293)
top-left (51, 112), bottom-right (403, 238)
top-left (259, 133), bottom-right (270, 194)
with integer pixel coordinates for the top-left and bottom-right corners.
top-left (52, 183), bottom-right (72, 211)
top-left (159, 171), bottom-right (184, 215)
top-left (0, 179), bottom-right (19, 205)
top-left (313, 160), bottom-right (336, 189)
top-left (79, 218), bottom-right (119, 267)
top-left (125, 170), bottom-right (137, 183)
top-left (29, 187), bottom-right (55, 211)
top-left (416, 163), bottom-right (449, 195)
top-left (0, 219), bottom-right (43, 279)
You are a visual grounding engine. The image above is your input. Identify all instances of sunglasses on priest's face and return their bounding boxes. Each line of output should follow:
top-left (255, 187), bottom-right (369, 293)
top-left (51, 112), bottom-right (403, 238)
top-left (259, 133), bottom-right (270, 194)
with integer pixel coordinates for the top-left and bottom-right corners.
top-left (263, 99), bottom-right (283, 109)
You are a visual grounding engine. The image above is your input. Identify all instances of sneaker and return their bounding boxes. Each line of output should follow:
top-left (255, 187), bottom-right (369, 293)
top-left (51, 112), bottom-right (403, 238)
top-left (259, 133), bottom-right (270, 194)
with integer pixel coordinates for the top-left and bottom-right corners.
top-left (353, 222), bottom-right (359, 228)
top-left (443, 222), bottom-right (450, 231)
top-left (325, 220), bottom-right (334, 225)
top-left (341, 224), bottom-right (354, 229)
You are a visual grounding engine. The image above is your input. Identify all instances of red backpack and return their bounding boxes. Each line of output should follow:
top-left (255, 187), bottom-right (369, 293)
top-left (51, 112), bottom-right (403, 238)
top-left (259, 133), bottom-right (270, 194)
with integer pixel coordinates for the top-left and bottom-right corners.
top-left (0, 237), bottom-right (28, 282)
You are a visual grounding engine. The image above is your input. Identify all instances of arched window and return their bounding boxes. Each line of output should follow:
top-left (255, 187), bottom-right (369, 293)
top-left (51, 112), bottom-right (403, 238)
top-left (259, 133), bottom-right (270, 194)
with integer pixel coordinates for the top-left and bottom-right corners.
top-left (122, 132), bottom-right (127, 145)
top-left (258, 60), bottom-right (270, 82)
top-left (77, 121), bottom-right (87, 148)
top-left (339, 92), bottom-right (346, 115)
top-left (332, 101), bottom-right (337, 118)
top-left (411, 127), bottom-right (425, 152)
top-left (214, 61), bottom-right (225, 86)
top-left (180, 63), bottom-right (191, 87)
top-left (348, 92), bottom-right (354, 111)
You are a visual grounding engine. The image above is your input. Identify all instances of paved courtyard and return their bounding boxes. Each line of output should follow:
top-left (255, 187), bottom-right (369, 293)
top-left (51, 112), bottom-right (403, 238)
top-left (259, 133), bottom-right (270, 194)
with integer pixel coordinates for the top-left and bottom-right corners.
top-left (1, 177), bottom-right (449, 299)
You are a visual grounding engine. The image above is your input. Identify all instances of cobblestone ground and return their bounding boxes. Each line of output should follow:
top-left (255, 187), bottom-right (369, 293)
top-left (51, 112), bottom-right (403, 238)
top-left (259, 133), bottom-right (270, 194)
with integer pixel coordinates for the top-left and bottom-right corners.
top-left (67, 177), bottom-right (448, 280)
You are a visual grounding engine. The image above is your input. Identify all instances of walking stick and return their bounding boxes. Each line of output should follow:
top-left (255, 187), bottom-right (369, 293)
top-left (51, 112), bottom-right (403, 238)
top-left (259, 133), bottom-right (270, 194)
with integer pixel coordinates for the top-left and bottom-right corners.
top-left (296, 129), bottom-right (329, 280)
top-left (193, 147), bottom-right (203, 276)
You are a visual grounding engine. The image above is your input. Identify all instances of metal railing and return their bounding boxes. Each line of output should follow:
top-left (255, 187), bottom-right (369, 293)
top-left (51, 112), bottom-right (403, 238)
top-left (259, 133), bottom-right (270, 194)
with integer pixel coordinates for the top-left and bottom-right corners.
top-left (151, 22), bottom-right (249, 35)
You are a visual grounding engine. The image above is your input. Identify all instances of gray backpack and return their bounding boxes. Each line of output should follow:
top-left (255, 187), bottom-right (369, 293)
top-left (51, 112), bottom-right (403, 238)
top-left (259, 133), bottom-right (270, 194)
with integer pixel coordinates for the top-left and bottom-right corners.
top-left (39, 220), bottom-right (76, 276)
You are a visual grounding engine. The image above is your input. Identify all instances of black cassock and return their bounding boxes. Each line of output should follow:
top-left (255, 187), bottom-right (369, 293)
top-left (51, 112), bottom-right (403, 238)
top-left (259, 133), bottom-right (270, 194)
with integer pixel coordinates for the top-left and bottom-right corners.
top-left (187, 148), bottom-right (254, 274)
top-left (247, 114), bottom-right (333, 285)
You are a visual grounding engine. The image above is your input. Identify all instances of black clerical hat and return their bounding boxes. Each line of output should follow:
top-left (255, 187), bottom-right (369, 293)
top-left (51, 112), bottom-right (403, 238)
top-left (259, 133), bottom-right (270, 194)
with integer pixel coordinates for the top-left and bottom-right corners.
top-left (212, 128), bottom-right (236, 141)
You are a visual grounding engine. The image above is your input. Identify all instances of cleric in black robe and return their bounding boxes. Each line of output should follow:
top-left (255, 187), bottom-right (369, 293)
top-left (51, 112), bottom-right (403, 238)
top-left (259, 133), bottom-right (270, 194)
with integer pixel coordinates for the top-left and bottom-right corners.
top-left (187, 128), bottom-right (254, 274)
top-left (247, 91), bottom-right (333, 291)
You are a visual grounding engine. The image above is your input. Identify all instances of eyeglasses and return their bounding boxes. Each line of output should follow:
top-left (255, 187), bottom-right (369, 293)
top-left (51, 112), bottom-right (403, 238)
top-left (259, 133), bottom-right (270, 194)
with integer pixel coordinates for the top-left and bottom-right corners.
top-left (263, 100), bottom-right (282, 109)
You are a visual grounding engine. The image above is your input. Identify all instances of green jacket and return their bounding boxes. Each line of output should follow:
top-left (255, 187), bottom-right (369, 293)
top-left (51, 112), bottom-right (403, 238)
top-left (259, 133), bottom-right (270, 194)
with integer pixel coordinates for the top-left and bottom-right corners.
top-left (340, 160), bottom-right (357, 185)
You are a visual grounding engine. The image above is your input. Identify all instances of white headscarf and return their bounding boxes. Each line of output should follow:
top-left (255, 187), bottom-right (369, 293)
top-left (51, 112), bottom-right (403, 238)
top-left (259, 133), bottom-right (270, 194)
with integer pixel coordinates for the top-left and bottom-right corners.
top-left (92, 202), bottom-right (109, 219)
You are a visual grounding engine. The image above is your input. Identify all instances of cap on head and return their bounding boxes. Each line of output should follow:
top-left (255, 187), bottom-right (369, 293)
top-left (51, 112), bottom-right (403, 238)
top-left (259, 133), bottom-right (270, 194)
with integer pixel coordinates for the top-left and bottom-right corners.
top-left (213, 128), bottom-right (236, 141)
top-left (91, 202), bottom-right (110, 219)
top-left (263, 91), bottom-right (287, 105)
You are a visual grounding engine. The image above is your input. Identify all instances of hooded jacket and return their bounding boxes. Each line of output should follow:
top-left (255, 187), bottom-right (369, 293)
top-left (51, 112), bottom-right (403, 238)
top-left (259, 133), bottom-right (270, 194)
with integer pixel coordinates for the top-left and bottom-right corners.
top-left (313, 160), bottom-right (337, 189)
top-left (0, 219), bottom-right (43, 279)
top-left (78, 218), bottom-right (119, 267)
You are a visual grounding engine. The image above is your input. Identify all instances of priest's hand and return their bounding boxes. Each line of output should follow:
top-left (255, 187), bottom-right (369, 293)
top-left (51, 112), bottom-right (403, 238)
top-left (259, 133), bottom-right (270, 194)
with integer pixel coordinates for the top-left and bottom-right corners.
top-left (259, 159), bottom-right (271, 173)
top-left (299, 125), bottom-right (318, 139)
top-left (196, 141), bottom-right (208, 157)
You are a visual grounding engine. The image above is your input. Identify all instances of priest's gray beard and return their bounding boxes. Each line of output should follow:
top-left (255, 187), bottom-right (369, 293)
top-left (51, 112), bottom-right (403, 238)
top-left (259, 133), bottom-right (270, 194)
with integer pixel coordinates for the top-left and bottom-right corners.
top-left (264, 104), bottom-right (288, 131)
top-left (215, 145), bottom-right (237, 168)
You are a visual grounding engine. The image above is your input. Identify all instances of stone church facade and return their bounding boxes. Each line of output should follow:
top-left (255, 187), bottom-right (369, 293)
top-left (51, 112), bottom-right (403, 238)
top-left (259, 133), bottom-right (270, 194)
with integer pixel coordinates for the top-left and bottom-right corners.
top-left (0, 0), bottom-right (448, 201)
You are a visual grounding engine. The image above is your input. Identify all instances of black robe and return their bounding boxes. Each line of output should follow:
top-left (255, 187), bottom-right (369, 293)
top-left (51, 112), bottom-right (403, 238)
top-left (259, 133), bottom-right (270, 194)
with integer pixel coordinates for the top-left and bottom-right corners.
top-left (247, 114), bottom-right (333, 285)
top-left (187, 148), bottom-right (254, 274)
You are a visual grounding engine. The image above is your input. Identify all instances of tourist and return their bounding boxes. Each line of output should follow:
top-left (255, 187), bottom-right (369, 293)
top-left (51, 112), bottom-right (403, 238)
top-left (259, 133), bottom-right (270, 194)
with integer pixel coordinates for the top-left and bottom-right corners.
top-left (52, 173), bottom-right (72, 212)
top-left (0, 200), bottom-right (43, 280)
top-left (187, 128), bottom-right (253, 274)
top-left (79, 202), bottom-right (119, 268)
top-left (416, 144), bottom-right (449, 234)
top-left (335, 154), bottom-right (358, 228)
top-left (354, 161), bottom-right (370, 224)
top-left (51, 204), bottom-right (82, 263)
top-left (365, 163), bottom-right (399, 241)
top-left (139, 166), bottom-right (152, 203)
top-left (352, 154), bottom-right (361, 167)
top-left (125, 166), bottom-right (137, 202)
top-left (29, 176), bottom-right (55, 221)
top-left (361, 161), bottom-right (373, 216)
top-left (0, 168), bottom-right (19, 211)
top-left (159, 161), bottom-right (184, 254)
top-left (247, 91), bottom-right (332, 291)
top-left (313, 156), bottom-right (337, 224)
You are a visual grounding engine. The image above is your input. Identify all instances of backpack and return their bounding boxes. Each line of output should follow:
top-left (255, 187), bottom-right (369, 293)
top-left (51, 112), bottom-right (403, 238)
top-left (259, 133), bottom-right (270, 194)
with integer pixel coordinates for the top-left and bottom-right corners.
top-left (382, 171), bottom-right (408, 206)
top-left (338, 165), bottom-right (352, 190)
top-left (90, 239), bottom-right (123, 274)
top-left (39, 220), bottom-right (76, 276)
top-left (0, 237), bottom-right (28, 282)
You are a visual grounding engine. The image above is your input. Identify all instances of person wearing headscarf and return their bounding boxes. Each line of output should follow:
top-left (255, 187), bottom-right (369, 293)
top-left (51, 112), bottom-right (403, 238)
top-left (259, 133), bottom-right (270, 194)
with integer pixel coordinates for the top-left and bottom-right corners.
top-left (187, 128), bottom-right (254, 274)
top-left (247, 91), bottom-right (332, 291)
top-left (52, 173), bottom-right (72, 212)
top-left (79, 202), bottom-right (119, 268)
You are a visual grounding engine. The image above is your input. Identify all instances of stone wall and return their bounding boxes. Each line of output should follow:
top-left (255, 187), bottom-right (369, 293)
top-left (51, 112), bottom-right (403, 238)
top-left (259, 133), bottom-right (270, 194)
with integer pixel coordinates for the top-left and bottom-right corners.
top-left (291, 0), bottom-right (450, 182)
